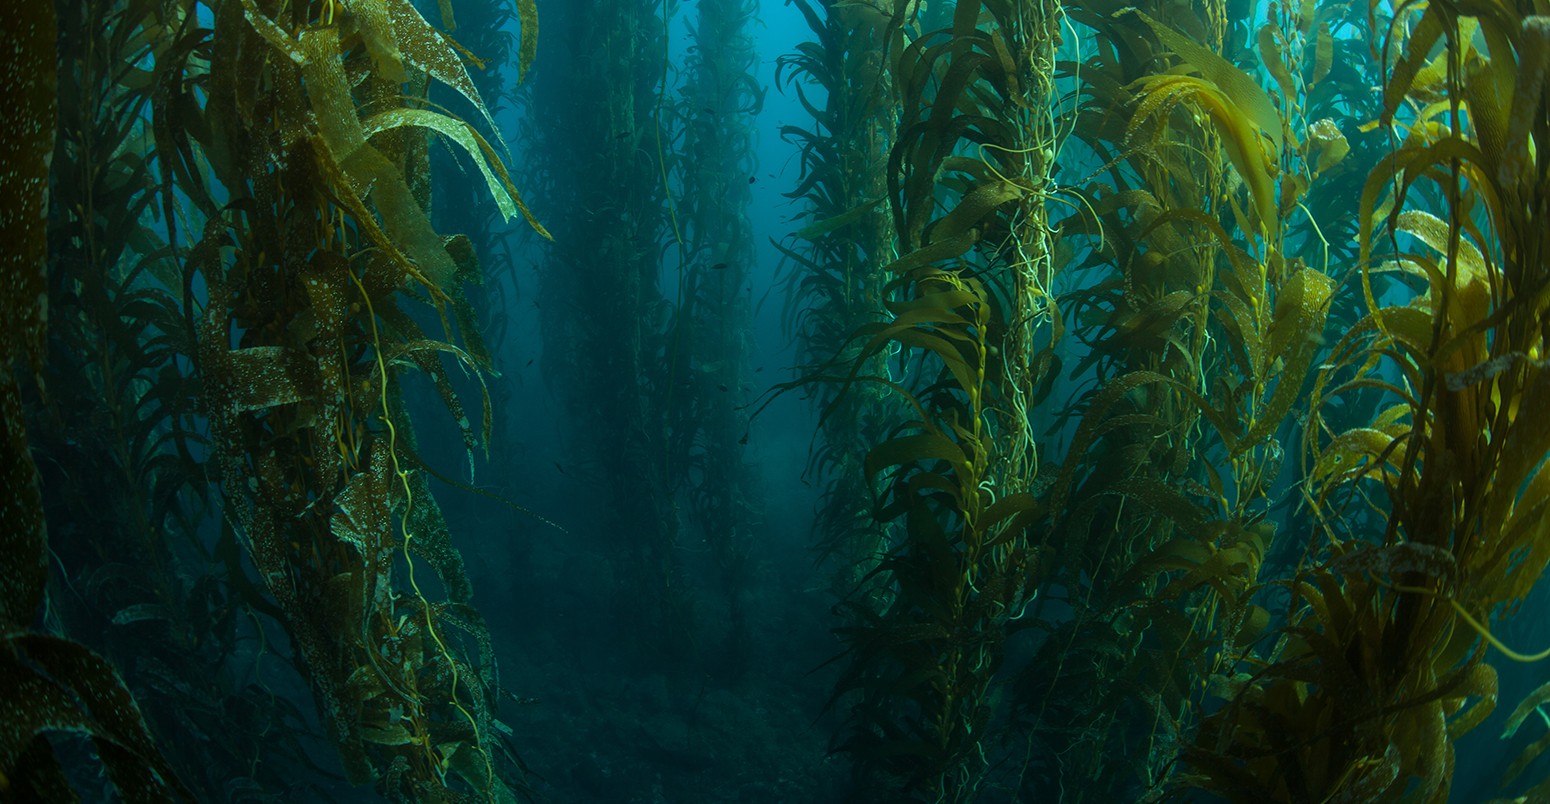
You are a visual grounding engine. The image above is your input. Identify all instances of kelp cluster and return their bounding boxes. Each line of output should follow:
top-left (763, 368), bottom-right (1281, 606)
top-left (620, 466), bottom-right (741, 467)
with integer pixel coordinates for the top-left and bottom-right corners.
top-left (777, 0), bottom-right (902, 611)
top-left (1189, 0), bottom-right (1550, 797)
top-left (783, 0), bottom-right (1550, 800)
top-left (525, 0), bottom-right (766, 672)
top-left (27, 0), bottom-right (320, 795)
top-left (524, 0), bottom-right (697, 658)
top-left (4, 0), bottom-right (544, 799)
top-left (782, 0), bottom-right (1062, 795)
top-left (1, 2), bottom-right (190, 798)
top-left (673, 0), bottom-right (764, 672)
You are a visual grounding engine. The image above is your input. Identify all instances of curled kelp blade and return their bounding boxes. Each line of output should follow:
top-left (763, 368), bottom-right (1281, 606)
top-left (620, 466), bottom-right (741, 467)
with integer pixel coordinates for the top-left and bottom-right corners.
top-left (0, 635), bottom-right (194, 800)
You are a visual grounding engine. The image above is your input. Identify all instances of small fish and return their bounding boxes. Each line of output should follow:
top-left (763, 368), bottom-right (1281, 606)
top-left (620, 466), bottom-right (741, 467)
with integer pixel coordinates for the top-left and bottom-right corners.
top-left (717, 384), bottom-right (729, 392)
top-left (525, 359), bottom-right (535, 367)
top-left (554, 462), bottom-right (566, 475)
top-left (748, 176), bottom-right (757, 184)
top-left (738, 433), bottom-right (749, 445)
top-left (710, 262), bottom-right (728, 271)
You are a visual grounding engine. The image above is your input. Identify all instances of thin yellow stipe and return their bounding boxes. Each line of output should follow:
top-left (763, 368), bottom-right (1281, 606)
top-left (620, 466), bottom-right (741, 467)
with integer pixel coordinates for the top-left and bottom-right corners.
top-left (348, 269), bottom-right (495, 797)
top-left (1392, 583), bottom-right (1550, 663)
top-left (1295, 200), bottom-right (1331, 275)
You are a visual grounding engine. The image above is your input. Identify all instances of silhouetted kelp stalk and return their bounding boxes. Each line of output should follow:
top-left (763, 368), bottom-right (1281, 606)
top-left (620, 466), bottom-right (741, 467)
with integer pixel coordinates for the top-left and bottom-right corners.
top-left (673, 0), bottom-right (762, 674)
top-left (18, 0), bottom-right (338, 795)
top-left (528, 0), bottom-right (698, 659)
top-left (777, 0), bottom-right (903, 621)
top-left (794, 1), bottom-right (1063, 798)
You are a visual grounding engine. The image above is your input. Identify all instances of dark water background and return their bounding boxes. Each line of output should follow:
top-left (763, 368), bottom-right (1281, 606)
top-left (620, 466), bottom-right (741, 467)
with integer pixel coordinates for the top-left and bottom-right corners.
top-left (440, 5), bottom-right (851, 799)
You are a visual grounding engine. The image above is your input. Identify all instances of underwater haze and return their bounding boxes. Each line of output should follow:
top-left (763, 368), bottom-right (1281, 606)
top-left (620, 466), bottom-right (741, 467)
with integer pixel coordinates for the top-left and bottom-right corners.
top-left (5, 0), bottom-right (1550, 801)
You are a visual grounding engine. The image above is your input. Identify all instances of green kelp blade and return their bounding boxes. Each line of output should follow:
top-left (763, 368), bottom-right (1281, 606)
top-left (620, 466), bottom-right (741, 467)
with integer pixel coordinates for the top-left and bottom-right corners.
top-left (1125, 8), bottom-right (1284, 151)
top-left (865, 430), bottom-right (974, 488)
top-left (384, 0), bottom-right (508, 154)
top-left (1447, 663), bottom-right (1497, 739)
top-left (792, 197), bottom-right (887, 240)
top-left (235, 0), bottom-right (305, 63)
top-left (1382, 3), bottom-right (1445, 123)
top-left (1498, 18), bottom-right (1550, 187)
top-left (342, 0), bottom-right (408, 82)
top-left (363, 108), bottom-right (529, 228)
top-left (1239, 268), bottom-right (1333, 453)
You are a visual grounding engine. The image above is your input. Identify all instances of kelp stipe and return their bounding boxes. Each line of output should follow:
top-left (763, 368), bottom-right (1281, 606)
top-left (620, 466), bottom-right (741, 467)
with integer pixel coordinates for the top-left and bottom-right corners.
top-left (777, 0), bottom-right (901, 625)
top-left (153, 0), bottom-right (544, 799)
top-left (799, 1), bottom-right (1061, 798)
top-left (526, 0), bottom-right (697, 660)
top-left (0, 2), bottom-right (193, 799)
top-left (673, 0), bottom-right (763, 674)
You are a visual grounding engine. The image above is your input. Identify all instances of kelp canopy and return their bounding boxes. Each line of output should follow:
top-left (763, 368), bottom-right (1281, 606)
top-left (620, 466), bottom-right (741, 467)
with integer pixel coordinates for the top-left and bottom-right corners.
top-left (4, 0), bottom-right (1550, 801)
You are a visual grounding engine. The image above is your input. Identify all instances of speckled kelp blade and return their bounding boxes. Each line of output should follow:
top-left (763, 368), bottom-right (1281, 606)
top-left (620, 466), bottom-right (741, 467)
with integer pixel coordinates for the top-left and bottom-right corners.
top-left (343, 0), bottom-right (407, 82)
top-left (1237, 268), bottom-right (1333, 452)
top-left (1128, 9), bottom-right (1283, 151)
top-left (0, 0), bottom-right (56, 633)
top-left (0, 636), bottom-right (191, 800)
top-left (517, 0), bottom-right (538, 82)
top-left (385, 0), bottom-right (507, 152)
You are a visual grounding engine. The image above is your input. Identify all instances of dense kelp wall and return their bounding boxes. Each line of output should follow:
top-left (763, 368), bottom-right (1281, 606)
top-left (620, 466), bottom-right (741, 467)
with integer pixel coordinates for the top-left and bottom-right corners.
top-left (782, 0), bottom-right (1550, 801)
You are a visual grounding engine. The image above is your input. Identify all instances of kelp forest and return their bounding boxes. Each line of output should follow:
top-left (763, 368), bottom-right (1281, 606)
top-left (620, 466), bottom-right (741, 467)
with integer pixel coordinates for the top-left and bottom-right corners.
top-left (3, 0), bottom-right (1550, 801)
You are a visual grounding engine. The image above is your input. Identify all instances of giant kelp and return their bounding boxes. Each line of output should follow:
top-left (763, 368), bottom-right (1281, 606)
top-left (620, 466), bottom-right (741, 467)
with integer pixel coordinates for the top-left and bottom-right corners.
top-left (6, 0), bottom-right (1550, 799)
top-left (185, 1), bottom-right (542, 796)
top-left (1002, 0), bottom-right (1309, 793)
top-left (29, 0), bottom-right (323, 795)
top-left (799, 1), bottom-right (1062, 798)
top-left (778, 0), bottom-right (904, 616)
top-left (4, 0), bottom-right (547, 800)
top-left (1, 1), bottom-right (193, 799)
top-left (526, 0), bottom-right (695, 658)
top-left (786, 0), bottom-right (1550, 800)
top-left (1178, 0), bottom-right (1550, 798)
top-left (673, 0), bottom-right (764, 673)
